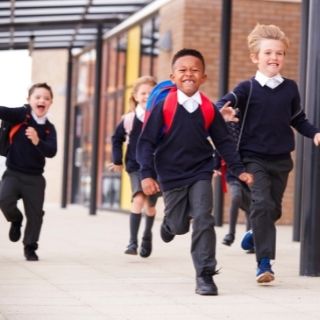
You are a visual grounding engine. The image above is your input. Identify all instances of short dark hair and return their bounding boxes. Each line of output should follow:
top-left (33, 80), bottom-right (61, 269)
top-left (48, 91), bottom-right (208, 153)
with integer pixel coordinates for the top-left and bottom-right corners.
top-left (171, 48), bottom-right (206, 70)
top-left (28, 82), bottom-right (53, 99)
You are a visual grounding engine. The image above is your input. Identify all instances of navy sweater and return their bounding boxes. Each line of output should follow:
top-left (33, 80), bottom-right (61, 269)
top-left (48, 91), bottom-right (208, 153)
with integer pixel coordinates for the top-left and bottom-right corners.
top-left (137, 101), bottom-right (245, 191)
top-left (0, 105), bottom-right (57, 175)
top-left (215, 78), bottom-right (320, 159)
top-left (112, 115), bottom-right (142, 173)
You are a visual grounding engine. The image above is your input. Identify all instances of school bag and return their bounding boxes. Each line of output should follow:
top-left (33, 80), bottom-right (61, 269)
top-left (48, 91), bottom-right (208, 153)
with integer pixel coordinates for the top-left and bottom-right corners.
top-left (0, 106), bottom-right (31, 157)
top-left (144, 80), bottom-right (215, 134)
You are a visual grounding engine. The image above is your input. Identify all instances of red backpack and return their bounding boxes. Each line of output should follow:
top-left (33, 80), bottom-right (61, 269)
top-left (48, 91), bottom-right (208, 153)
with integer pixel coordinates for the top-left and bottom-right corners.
top-left (144, 80), bottom-right (215, 134)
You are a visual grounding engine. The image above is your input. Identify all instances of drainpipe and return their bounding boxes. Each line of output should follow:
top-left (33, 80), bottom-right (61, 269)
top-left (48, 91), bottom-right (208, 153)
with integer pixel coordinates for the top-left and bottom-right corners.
top-left (89, 24), bottom-right (103, 215)
top-left (214, 0), bottom-right (232, 226)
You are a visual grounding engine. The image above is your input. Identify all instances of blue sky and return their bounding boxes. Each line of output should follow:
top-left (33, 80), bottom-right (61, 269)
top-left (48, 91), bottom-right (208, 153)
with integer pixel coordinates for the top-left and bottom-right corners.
top-left (0, 50), bottom-right (31, 107)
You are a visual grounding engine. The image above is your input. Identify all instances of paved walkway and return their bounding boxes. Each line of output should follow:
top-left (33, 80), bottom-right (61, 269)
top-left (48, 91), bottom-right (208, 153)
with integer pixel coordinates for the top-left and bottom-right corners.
top-left (0, 203), bottom-right (319, 320)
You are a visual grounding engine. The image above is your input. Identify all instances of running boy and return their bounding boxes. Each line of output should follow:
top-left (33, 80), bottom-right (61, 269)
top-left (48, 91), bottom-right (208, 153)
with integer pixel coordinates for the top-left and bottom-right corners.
top-left (0, 82), bottom-right (57, 261)
top-left (216, 24), bottom-right (320, 283)
top-left (109, 76), bottom-right (159, 258)
top-left (137, 48), bottom-right (253, 295)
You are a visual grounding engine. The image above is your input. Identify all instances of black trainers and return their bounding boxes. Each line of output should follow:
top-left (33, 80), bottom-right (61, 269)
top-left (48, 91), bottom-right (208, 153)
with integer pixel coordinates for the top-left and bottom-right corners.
top-left (160, 223), bottom-right (175, 243)
top-left (139, 235), bottom-right (152, 258)
top-left (222, 233), bottom-right (235, 246)
top-left (195, 273), bottom-right (218, 296)
top-left (9, 220), bottom-right (22, 242)
top-left (124, 241), bottom-right (138, 255)
top-left (24, 246), bottom-right (39, 261)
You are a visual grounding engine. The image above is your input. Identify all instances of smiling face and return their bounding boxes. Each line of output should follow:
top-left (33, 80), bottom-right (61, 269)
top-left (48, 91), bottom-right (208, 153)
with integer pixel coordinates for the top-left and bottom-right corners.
top-left (27, 87), bottom-right (53, 117)
top-left (170, 55), bottom-right (207, 97)
top-left (134, 83), bottom-right (154, 109)
top-left (250, 39), bottom-right (285, 77)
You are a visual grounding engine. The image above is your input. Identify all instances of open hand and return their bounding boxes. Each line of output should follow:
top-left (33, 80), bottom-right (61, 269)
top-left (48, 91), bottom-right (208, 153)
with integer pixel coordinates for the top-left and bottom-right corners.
top-left (220, 101), bottom-right (239, 122)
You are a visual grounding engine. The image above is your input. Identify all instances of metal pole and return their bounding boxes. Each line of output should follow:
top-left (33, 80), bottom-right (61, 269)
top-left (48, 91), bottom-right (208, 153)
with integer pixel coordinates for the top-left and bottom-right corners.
top-left (293, 0), bottom-right (309, 242)
top-left (214, 0), bottom-right (232, 226)
top-left (89, 25), bottom-right (103, 215)
top-left (61, 48), bottom-right (73, 208)
top-left (300, 0), bottom-right (320, 276)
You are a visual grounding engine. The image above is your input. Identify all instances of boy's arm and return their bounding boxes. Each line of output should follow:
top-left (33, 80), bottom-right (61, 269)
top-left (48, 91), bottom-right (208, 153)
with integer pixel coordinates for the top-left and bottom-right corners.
top-left (36, 124), bottom-right (57, 158)
top-left (290, 84), bottom-right (320, 140)
top-left (215, 80), bottom-right (252, 116)
top-left (0, 106), bottom-right (28, 123)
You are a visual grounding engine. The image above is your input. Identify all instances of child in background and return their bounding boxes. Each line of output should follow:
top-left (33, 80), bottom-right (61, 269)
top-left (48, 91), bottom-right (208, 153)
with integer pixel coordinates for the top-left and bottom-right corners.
top-left (0, 82), bottom-right (57, 261)
top-left (137, 48), bottom-right (253, 295)
top-left (222, 169), bottom-right (251, 247)
top-left (108, 76), bottom-right (158, 258)
top-left (216, 24), bottom-right (320, 283)
top-left (220, 121), bottom-right (252, 248)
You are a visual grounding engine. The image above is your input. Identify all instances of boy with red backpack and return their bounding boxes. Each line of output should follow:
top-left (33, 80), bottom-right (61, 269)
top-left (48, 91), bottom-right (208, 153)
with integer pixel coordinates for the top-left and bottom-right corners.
top-left (137, 48), bottom-right (253, 295)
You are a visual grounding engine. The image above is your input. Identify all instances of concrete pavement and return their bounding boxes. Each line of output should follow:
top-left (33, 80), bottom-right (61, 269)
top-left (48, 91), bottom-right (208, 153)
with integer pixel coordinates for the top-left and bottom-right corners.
top-left (0, 203), bottom-right (319, 320)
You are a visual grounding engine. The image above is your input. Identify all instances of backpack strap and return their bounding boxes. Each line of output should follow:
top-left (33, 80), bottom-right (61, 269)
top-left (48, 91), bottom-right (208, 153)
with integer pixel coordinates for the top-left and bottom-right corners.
top-left (9, 111), bottom-right (32, 144)
top-left (236, 79), bottom-right (253, 151)
top-left (199, 92), bottom-right (215, 130)
top-left (162, 88), bottom-right (178, 134)
top-left (163, 90), bottom-right (215, 134)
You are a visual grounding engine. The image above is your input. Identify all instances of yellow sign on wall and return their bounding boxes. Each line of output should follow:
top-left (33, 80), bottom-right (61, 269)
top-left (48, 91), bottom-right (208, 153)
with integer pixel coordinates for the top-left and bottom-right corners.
top-left (121, 25), bottom-right (141, 210)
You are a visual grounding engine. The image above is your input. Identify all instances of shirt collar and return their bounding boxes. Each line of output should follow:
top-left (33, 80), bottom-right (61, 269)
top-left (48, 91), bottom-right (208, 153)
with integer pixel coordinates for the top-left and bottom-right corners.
top-left (177, 89), bottom-right (202, 105)
top-left (135, 104), bottom-right (145, 122)
top-left (31, 110), bottom-right (47, 124)
top-left (255, 70), bottom-right (284, 87)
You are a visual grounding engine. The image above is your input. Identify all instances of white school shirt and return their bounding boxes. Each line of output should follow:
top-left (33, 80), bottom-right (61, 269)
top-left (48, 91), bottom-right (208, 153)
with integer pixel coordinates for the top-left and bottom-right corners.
top-left (177, 90), bottom-right (202, 113)
top-left (255, 70), bottom-right (284, 89)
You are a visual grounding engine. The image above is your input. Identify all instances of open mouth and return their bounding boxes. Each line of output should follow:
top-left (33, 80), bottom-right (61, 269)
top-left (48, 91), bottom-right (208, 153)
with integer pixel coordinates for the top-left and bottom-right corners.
top-left (37, 105), bottom-right (45, 111)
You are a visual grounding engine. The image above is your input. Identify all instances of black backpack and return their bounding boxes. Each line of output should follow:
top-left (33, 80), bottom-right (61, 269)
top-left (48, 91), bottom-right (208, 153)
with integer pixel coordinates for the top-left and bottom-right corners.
top-left (0, 120), bottom-right (14, 157)
top-left (0, 109), bottom-right (31, 157)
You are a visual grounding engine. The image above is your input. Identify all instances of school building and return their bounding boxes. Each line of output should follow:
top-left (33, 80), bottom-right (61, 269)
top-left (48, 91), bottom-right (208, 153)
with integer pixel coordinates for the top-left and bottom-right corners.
top-left (29, 0), bottom-right (303, 225)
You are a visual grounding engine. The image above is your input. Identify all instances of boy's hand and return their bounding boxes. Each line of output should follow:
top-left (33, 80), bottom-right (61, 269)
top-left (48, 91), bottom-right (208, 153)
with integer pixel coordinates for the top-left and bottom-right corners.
top-left (219, 101), bottom-right (239, 122)
top-left (313, 132), bottom-right (320, 146)
top-left (141, 178), bottom-right (160, 195)
top-left (107, 163), bottom-right (123, 173)
top-left (238, 172), bottom-right (254, 186)
top-left (25, 126), bottom-right (39, 145)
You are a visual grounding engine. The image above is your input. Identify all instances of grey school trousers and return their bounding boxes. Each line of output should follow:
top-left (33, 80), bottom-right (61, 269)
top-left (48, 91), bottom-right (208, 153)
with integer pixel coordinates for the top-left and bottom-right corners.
top-left (162, 180), bottom-right (217, 276)
top-left (243, 156), bottom-right (293, 262)
top-left (0, 169), bottom-right (46, 248)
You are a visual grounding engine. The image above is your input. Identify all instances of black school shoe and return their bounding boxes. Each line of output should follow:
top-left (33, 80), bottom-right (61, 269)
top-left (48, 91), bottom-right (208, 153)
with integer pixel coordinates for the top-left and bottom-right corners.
top-left (222, 233), bottom-right (235, 246)
top-left (195, 272), bottom-right (218, 296)
top-left (139, 235), bottom-right (152, 258)
top-left (160, 223), bottom-right (175, 243)
top-left (9, 220), bottom-right (22, 242)
top-left (124, 241), bottom-right (138, 255)
top-left (24, 245), bottom-right (39, 261)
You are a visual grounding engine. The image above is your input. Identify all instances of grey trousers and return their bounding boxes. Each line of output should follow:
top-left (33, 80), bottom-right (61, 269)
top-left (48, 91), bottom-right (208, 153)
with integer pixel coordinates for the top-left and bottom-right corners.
top-left (243, 156), bottom-right (293, 262)
top-left (0, 169), bottom-right (46, 247)
top-left (163, 180), bottom-right (216, 276)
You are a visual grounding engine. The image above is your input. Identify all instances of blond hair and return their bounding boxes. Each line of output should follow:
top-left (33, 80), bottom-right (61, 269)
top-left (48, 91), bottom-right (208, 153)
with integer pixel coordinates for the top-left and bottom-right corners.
top-left (247, 24), bottom-right (289, 55)
top-left (128, 75), bottom-right (157, 111)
